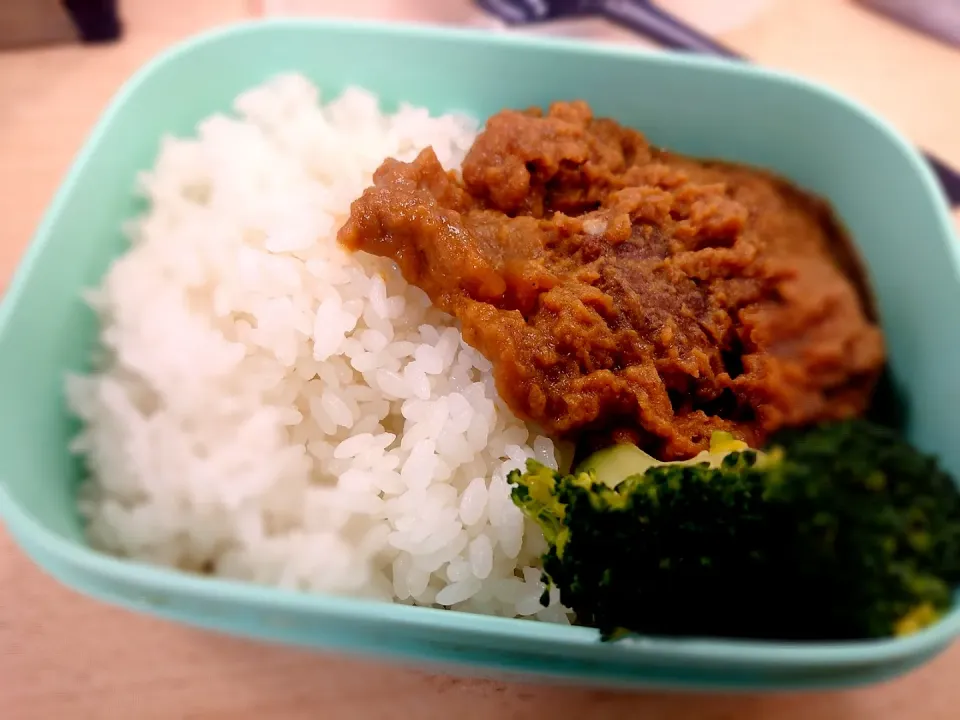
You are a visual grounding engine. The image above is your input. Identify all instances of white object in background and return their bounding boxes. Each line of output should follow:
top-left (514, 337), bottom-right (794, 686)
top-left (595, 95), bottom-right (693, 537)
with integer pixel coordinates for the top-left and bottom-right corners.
top-left (259, 0), bottom-right (481, 23)
top-left (657, 0), bottom-right (771, 36)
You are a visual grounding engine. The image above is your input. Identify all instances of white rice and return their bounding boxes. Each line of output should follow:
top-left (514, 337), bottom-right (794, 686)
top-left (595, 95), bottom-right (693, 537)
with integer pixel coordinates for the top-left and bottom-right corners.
top-left (66, 74), bottom-right (570, 622)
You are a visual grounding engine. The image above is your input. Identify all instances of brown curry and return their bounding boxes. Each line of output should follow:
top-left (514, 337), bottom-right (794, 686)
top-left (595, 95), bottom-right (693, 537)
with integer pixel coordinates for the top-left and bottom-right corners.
top-left (338, 101), bottom-right (884, 459)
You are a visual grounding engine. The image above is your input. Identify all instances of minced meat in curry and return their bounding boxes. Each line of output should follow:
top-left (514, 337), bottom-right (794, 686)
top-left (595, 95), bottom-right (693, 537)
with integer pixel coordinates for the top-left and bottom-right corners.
top-left (338, 101), bottom-right (884, 459)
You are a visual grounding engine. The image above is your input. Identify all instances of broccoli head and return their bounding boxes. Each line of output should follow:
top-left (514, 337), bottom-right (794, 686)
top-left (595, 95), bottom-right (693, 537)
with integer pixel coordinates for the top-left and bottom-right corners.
top-left (509, 419), bottom-right (960, 641)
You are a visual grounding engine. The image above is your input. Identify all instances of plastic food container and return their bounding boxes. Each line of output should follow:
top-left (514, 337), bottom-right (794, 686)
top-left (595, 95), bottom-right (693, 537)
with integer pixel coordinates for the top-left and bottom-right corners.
top-left (1, 19), bottom-right (958, 692)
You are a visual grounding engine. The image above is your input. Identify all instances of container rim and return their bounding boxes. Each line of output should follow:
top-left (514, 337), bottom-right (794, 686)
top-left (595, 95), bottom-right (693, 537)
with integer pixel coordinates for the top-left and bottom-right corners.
top-left (1, 17), bottom-right (958, 671)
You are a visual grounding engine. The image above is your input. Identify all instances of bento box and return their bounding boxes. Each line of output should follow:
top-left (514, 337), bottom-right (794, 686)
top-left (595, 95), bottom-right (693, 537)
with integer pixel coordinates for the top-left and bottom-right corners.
top-left (1, 19), bottom-right (958, 691)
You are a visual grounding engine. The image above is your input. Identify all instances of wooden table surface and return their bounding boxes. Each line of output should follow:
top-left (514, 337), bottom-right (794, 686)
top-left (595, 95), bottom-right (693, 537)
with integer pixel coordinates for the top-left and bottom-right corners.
top-left (2, 1), bottom-right (960, 717)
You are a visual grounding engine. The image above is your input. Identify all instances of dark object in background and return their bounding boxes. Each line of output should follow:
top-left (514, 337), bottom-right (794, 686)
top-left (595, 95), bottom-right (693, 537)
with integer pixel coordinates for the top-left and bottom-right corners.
top-left (856, 0), bottom-right (960, 48)
top-left (474, 0), bottom-right (960, 207)
top-left (0, 0), bottom-right (120, 50)
top-left (62, 0), bottom-right (122, 44)
top-left (475, 0), bottom-right (740, 57)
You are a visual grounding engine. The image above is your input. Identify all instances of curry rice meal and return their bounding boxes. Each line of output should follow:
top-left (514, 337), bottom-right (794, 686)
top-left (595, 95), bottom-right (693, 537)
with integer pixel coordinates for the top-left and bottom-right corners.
top-left (67, 74), bottom-right (960, 641)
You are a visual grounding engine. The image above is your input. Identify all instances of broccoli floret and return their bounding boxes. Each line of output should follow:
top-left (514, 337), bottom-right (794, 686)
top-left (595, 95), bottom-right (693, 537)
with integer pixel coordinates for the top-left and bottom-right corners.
top-left (768, 419), bottom-right (960, 638)
top-left (509, 419), bottom-right (960, 641)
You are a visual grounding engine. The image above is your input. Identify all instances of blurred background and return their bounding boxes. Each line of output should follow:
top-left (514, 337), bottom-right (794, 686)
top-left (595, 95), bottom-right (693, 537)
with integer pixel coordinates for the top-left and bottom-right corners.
top-left (2, 1), bottom-right (959, 719)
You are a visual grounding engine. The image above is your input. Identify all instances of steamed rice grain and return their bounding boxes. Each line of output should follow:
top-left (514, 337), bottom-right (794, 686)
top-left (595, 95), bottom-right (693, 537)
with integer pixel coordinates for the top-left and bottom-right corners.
top-left (67, 74), bottom-right (570, 622)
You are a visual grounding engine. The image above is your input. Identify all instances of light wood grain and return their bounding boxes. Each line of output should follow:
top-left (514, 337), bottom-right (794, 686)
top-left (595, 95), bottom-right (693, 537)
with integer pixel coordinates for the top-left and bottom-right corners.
top-left (3, 1), bottom-right (960, 718)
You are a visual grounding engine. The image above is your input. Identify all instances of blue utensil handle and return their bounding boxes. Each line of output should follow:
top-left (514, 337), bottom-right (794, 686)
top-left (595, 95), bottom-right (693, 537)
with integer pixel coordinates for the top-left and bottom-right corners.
top-left (598, 0), bottom-right (743, 59)
top-left (924, 154), bottom-right (960, 207)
